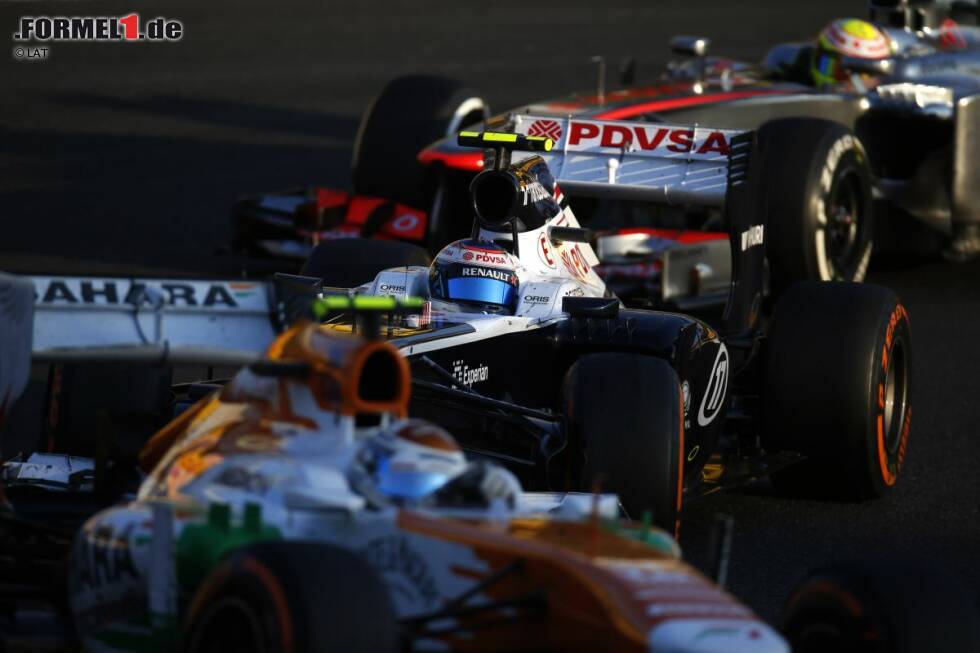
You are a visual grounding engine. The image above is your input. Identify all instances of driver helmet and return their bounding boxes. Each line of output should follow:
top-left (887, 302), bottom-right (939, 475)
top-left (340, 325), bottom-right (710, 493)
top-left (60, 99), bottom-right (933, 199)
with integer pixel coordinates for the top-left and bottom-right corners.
top-left (429, 239), bottom-right (520, 314)
top-left (359, 419), bottom-right (468, 503)
top-left (812, 18), bottom-right (892, 87)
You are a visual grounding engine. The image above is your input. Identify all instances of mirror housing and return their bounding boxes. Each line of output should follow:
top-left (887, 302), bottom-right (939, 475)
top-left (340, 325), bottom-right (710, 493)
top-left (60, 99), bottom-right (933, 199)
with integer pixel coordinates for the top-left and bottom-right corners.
top-left (670, 35), bottom-right (710, 58)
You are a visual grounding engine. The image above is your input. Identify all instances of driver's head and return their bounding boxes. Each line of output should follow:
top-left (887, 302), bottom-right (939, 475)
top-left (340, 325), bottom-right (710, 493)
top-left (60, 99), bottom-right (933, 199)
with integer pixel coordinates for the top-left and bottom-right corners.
top-left (812, 18), bottom-right (891, 88)
top-left (429, 239), bottom-right (520, 314)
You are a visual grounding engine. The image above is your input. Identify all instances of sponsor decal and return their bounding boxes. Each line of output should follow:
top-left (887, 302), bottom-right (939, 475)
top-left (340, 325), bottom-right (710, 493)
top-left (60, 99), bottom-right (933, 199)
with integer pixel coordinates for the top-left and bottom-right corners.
top-left (379, 284), bottom-right (407, 294)
top-left (681, 380), bottom-right (691, 415)
top-left (559, 244), bottom-right (591, 280)
top-left (35, 278), bottom-right (251, 309)
top-left (876, 304), bottom-right (911, 485)
top-left (214, 466), bottom-right (270, 494)
top-left (521, 181), bottom-right (552, 206)
top-left (473, 251), bottom-right (508, 265)
top-left (565, 121), bottom-right (731, 156)
top-left (564, 287), bottom-right (585, 297)
top-left (523, 294), bottom-right (552, 305)
top-left (362, 535), bottom-right (438, 609)
top-left (740, 224), bottom-right (764, 251)
top-left (527, 118), bottom-right (563, 142)
top-left (697, 344), bottom-right (729, 427)
top-left (687, 445), bottom-right (700, 462)
top-left (459, 244), bottom-right (509, 266)
top-left (538, 233), bottom-right (557, 269)
top-left (71, 523), bottom-right (139, 593)
top-left (461, 267), bottom-right (513, 283)
top-left (452, 360), bottom-right (489, 386)
top-left (391, 213), bottom-right (420, 233)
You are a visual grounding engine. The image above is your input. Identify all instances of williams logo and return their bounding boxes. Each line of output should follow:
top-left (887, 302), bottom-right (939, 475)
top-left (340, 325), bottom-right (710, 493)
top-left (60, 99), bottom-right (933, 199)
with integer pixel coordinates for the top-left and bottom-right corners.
top-left (697, 344), bottom-right (728, 427)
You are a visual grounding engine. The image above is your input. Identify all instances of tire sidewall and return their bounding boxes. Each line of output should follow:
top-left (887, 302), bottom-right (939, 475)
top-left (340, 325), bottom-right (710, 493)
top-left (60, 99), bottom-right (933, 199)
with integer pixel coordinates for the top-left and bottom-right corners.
top-left (183, 556), bottom-right (294, 653)
top-left (807, 133), bottom-right (874, 283)
top-left (862, 300), bottom-right (912, 496)
top-left (352, 75), bottom-right (487, 208)
top-left (763, 282), bottom-right (912, 498)
top-left (183, 542), bottom-right (398, 653)
top-left (562, 354), bottom-right (684, 532)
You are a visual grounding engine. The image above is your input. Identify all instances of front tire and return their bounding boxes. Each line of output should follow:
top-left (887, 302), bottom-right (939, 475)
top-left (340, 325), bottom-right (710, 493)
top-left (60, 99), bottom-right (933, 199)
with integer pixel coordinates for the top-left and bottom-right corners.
top-left (782, 558), bottom-right (980, 653)
top-left (562, 354), bottom-right (684, 533)
top-left (182, 541), bottom-right (397, 653)
top-left (762, 281), bottom-right (912, 498)
top-left (760, 119), bottom-right (874, 292)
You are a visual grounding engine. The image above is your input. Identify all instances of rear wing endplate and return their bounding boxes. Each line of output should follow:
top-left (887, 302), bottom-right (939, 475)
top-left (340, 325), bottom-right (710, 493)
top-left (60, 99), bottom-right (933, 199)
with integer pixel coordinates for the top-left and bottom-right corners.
top-left (512, 114), bottom-right (752, 208)
top-left (24, 276), bottom-right (279, 365)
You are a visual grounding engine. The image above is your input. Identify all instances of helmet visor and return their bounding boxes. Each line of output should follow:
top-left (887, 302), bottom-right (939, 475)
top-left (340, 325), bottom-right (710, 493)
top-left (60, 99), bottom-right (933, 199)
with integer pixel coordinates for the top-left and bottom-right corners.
top-left (447, 275), bottom-right (517, 307)
top-left (814, 50), bottom-right (848, 83)
top-left (377, 458), bottom-right (451, 500)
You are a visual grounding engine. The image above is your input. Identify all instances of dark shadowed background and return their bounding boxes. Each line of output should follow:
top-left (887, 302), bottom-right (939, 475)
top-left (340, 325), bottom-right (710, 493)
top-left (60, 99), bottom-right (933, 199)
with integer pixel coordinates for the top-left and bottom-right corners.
top-left (2, 0), bottom-right (978, 620)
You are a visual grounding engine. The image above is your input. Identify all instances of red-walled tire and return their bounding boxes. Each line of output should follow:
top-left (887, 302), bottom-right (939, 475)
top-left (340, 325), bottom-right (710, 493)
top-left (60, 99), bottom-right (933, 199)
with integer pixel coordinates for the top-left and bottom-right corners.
top-left (782, 558), bottom-right (980, 653)
top-left (182, 541), bottom-right (397, 653)
top-left (763, 281), bottom-right (911, 498)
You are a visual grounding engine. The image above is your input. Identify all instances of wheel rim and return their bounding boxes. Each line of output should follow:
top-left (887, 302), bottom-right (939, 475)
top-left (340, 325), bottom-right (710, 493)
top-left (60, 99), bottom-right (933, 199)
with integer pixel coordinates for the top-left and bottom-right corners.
top-left (188, 597), bottom-right (267, 653)
top-left (822, 165), bottom-right (865, 278)
top-left (882, 337), bottom-right (909, 455)
top-left (795, 622), bottom-right (847, 652)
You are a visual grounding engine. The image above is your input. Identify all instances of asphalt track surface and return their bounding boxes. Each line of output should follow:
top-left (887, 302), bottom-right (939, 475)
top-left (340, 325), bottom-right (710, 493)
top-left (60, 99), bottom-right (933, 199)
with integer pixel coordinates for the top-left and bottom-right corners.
top-left (3, 0), bottom-right (980, 624)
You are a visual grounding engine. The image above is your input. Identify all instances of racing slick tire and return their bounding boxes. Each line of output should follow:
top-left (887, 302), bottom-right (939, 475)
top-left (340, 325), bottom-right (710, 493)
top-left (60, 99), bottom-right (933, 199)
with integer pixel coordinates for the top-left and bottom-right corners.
top-left (781, 558), bottom-right (980, 653)
top-left (562, 354), bottom-right (684, 534)
top-left (762, 281), bottom-right (911, 499)
top-left (759, 118), bottom-right (874, 292)
top-left (182, 541), bottom-right (397, 653)
top-left (352, 75), bottom-right (489, 208)
top-left (301, 238), bottom-right (431, 288)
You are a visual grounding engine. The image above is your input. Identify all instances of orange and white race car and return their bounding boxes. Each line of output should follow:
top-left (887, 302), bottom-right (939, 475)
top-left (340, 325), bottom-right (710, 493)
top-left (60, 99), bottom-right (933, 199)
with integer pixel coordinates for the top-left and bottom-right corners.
top-left (0, 293), bottom-right (787, 652)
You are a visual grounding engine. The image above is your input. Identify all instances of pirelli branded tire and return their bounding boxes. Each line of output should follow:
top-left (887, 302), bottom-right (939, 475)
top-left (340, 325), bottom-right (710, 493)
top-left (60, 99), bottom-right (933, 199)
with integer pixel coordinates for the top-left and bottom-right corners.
top-left (562, 354), bottom-right (684, 534)
top-left (782, 558), bottom-right (980, 653)
top-left (182, 541), bottom-right (397, 653)
top-left (301, 238), bottom-right (431, 289)
top-left (352, 75), bottom-right (489, 208)
top-left (762, 282), bottom-right (911, 499)
top-left (760, 119), bottom-right (874, 292)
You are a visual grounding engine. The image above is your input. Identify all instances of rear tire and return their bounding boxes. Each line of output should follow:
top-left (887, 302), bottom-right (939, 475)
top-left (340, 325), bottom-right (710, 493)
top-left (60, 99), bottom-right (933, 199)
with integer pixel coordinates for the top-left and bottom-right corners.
top-left (760, 119), bottom-right (874, 292)
top-left (782, 558), bottom-right (980, 653)
top-left (762, 281), bottom-right (911, 499)
top-left (352, 75), bottom-right (488, 208)
top-left (301, 239), bottom-right (430, 288)
top-left (562, 354), bottom-right (684, 533)
top-left (182, 541), bottom-right (397, 653)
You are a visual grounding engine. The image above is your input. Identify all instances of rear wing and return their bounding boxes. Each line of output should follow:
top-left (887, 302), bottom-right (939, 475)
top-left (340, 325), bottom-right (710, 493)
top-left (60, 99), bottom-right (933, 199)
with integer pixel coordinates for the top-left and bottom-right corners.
top-left (512, 115), bottom-right (767, 335)
top-left (512, 114), bottom-right (752, 208)
top-left (21, 276), bottom-right (280, 365)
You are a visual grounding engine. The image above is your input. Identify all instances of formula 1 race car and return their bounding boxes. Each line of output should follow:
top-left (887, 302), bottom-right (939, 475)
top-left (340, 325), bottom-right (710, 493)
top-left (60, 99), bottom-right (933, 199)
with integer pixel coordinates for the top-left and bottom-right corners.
top-left (234, 0), bottom-right (980, 309)
top-left (299, 126), bottom-right (913, 535)
top-left (0, 282), bottom-right (793, 653)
